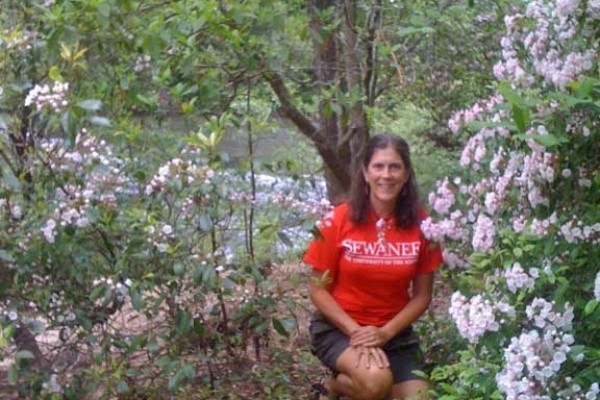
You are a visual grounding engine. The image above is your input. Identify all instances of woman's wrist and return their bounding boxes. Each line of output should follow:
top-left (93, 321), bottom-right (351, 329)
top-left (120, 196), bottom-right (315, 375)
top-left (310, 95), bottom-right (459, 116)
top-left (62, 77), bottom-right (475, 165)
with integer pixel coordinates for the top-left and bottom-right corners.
top-left (377, 326), bottom-right (389, 344)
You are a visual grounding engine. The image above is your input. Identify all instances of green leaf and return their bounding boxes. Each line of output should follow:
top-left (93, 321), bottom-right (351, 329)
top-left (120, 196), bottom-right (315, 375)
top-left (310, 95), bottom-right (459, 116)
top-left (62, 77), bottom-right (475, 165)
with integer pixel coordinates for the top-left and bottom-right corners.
top-left (90, 285), bottom-right (105, 300)
top-left (7, 364), bottom-right (18, 385)
top-left (575, 77), bottom-right (598, 99)
top-left (117, 380), bottom-right (130, 394)
top-left (584, 299), bottom-right (599, 316)
top-left (397, 26), bottom-right (433, 37)
top-left (135, 94), bottom-right (155, 106)
top-left (49, 66), bottom-right (63, 82)
top-left (0, 113), bottom-right (8, 130)
top-left (498, 83), bottom-right (527, 108)
top-left (173, 262), bottom-right (185, 276)
top-left (272, 317), bottom-right (289, 337)
top-left (530, 134), bottom-right (567, 148)
top-left (4, 171), bottom-right (20, 191)
top-left (61, 110), bottom-right (71, 135)
top-left (0, 250), bottom-right (15, 263)
top-left (198, 214), bottom-right (213, 232)
top-left (168, 365), bottom-right (193, 391)
top-left (77, 99), bottom-right (102, 111)
top-left (512, 247), bottom-right (523, 258)
top-left (131, 290), bottom-right (145, 311)
top-left (175, 311), bottom-right (191, 336)
top-left (193, 319), bottom-right (204, 336)
top-left (511, 104), bottom-right (529, 133)
top-left (97, 2), bottom-right (111, 17)
top-left (89, 116), bottom-right (111, 126)
top-left (25, 319), bottom-right (46, 335)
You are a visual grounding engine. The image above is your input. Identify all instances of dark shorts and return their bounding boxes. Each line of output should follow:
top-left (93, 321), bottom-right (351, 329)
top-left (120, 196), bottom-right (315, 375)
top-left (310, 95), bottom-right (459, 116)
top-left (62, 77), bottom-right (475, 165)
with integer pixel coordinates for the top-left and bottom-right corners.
top-left (309, 313), bottom-right (425, 384)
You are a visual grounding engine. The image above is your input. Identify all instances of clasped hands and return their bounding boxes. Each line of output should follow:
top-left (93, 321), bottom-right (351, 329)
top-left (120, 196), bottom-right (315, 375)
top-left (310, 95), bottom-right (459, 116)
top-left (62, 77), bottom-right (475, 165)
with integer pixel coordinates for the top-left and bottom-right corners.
top-left (350, 325), bottom-right (391, 369)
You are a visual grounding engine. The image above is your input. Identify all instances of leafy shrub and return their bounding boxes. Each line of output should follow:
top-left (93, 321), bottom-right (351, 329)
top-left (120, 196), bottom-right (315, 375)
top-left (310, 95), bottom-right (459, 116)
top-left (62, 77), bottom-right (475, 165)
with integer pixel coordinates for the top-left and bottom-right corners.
top-left (423, 1), bottom-right (600, 399)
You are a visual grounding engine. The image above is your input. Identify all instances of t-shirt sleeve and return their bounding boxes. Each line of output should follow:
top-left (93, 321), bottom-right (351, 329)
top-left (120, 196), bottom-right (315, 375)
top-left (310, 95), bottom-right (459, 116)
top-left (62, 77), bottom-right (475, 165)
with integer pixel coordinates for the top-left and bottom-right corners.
top-left (416, 237), bottom-right (443, 274)
top-left (416, 207), bottom-right (443, 274)
top-left (303, 209), bottom-right (340, 276)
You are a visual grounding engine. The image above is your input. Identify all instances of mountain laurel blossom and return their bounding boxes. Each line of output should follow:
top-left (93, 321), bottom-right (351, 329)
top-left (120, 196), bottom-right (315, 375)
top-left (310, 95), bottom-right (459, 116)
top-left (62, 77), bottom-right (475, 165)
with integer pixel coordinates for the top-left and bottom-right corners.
top-left (449, 292), bottom-right (515, 344)
top-left (496, 299), bottom-right (576, 399)
top-left (24, 81), bottom-right (69, 113)
top-left (428, 178), bottom-right (455, 215)
top-left (472, 214), bottom-right (496, 252)
top-left (505, 262), bottom-right (537, 293)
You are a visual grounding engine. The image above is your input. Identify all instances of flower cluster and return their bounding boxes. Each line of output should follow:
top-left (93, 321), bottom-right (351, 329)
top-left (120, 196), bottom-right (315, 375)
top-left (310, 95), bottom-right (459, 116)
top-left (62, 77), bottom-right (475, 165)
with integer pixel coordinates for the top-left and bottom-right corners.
top-left (0, 198), bottom-right (22, 219)
top-left (40, 218), bottom-right (58, 243)
top-left (421, 211), bottom-right (465, 243)
top-left (144, 158), bottom-right (214, 195)
top-left (0, 300), bottom-right (19, 322)
top-left (272, 193), bottom-right (332, 220)
top-left (24, 81), bottom-right (69, 113)
top-left (558, 218), bottom-right (600, 244)
top-left (504, 262), bottom-right (538, 293)
top-left (472, 214), bottom-right (496, 252)
top-left (431, 1), bottom-right (599, 397)
top-left (37, 131), bottom-right (126, 243)
top-left (3, 29), bottom-right (37, 52)
top-left (92, 277), bottom-right (131, 304)
top-left (428, 178), bottom-right (455, 215)
top-left (496, 299), bottom-right (575, 399)
top-left (146, 224), bottom-right (176, 253)
top-left (448, 94), bottom-right (504, 134)
top-left (496, 328), bottom-right (574, 399)
top-left (449, 292), bottom-right (515, 344)
top-left (493, 0), bottom-right (596, 90)
top-left (134, 54), bottom-right (151, 73)
top-left (441, 249), bottom-right (468, 269)
top-left (526, 298), bottom-right (574, 330)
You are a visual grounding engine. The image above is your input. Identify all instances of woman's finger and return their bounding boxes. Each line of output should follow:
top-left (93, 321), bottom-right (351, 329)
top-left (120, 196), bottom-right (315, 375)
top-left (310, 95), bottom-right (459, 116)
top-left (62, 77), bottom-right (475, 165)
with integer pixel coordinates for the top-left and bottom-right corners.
top-left (372, 347), bottom-right (389, 368)
top-left (354, 347), bottom-right (365, 368)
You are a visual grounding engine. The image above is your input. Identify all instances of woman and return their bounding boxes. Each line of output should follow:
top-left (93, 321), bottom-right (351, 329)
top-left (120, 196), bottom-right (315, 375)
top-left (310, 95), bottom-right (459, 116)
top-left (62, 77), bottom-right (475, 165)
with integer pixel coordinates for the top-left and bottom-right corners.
top-left (305, 134), bottom-right (443, 400)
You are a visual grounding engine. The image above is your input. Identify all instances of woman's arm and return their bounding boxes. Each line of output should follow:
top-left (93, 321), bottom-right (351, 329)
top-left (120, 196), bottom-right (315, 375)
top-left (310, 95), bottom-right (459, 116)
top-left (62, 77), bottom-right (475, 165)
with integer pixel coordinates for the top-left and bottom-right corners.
top-left (350, 272), bottom-right (434, 347)
top-left (381, 272), bottom-right (434, 337)
top-left (308, 269), bottom-right (361, 337)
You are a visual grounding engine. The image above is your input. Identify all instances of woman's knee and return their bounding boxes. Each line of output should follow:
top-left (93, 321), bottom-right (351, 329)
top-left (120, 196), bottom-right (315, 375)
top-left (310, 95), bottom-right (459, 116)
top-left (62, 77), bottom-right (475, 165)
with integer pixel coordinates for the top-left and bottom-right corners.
top-left (354, 367), bottom-right (393, 400)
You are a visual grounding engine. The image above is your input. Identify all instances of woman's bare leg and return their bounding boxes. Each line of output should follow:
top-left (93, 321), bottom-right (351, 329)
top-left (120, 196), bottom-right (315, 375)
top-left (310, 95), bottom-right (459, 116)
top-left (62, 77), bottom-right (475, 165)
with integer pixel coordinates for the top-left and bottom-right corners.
top-left (324, 347), bottom-right (393, 400)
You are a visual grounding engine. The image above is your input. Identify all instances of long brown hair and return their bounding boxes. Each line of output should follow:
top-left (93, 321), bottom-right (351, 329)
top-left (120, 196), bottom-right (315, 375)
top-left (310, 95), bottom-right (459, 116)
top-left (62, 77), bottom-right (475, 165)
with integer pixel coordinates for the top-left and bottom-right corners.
top-left (348, 134), bottom-right (420, 228)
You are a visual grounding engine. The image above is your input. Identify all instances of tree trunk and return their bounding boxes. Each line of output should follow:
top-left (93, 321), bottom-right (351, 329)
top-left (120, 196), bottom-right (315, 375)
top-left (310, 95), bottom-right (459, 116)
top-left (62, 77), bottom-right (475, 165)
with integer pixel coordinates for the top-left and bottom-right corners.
top-left (341, 0), bottom-right (369, 175)
top-left (265, 0), bottom-right (373, 203)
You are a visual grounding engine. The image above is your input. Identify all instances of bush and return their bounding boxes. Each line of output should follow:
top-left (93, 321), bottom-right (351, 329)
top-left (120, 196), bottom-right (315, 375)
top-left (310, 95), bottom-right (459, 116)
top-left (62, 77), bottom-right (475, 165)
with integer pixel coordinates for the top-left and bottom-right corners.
top-left (422, 1), bottom-right (600, 399)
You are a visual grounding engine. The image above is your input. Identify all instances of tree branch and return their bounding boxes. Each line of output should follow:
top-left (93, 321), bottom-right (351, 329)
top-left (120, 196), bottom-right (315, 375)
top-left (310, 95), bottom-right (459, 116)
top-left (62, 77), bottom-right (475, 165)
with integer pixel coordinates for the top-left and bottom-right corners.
top-left (262, 69), bottom-right (351, 190)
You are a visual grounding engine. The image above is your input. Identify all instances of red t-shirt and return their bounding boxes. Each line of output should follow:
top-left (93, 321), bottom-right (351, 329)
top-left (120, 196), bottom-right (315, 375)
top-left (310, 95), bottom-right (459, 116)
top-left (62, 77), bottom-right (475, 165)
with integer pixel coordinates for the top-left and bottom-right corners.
top-left (303, 203), bottom-right (443, 327)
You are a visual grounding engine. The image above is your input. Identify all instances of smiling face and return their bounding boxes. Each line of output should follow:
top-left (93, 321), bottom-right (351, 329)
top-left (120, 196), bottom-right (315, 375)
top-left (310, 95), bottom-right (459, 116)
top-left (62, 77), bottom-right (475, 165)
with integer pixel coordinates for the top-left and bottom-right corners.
top-left (362, 146), bottom-right (410, 216)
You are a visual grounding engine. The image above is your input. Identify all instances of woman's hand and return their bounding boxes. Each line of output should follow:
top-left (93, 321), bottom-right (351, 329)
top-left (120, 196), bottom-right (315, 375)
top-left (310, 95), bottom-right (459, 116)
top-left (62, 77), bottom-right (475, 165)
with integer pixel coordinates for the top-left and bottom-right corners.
top-left (350, 325), bottom-right (390, 348)
top-left (353, 345), bottom-right (390, 369)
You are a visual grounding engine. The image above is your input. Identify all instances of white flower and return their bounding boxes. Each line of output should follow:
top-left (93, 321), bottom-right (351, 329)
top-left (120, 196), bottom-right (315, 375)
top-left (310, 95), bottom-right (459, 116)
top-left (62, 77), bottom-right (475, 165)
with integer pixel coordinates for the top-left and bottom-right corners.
top-left (41, 219), bottom-right (57, 243)
top-left (10, 205), bottom-right (22, 219)
top-left (156, 243), bottom-right (168, 253)
top-left (161, 224), bottom-right (173, 236)
top-left (8, 310), bottom-right (18, 321)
